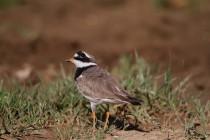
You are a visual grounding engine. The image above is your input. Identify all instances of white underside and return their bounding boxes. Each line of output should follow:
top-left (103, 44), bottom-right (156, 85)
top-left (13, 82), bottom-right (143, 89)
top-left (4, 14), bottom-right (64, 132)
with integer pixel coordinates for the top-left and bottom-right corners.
top-left (89, 98), bottom-right (129, 112)
top-left (77, 87), bottom-right (129, 111)
top-left (76, 83), bottom-right (129, 111)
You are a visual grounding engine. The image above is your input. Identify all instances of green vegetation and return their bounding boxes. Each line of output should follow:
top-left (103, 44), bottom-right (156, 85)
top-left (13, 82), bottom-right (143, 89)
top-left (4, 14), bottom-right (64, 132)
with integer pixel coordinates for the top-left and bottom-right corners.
top-left (154, 0), bottom-right (200, 9)
top-left (0, 55), bottom-right (209, 139)
top-left (0, 0), bottom-right (23, 9)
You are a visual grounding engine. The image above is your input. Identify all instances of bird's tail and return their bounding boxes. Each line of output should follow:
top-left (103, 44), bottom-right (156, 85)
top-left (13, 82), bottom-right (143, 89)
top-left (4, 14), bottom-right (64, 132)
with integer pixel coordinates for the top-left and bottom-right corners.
top-left (127, 96), bottom-right (142, 106)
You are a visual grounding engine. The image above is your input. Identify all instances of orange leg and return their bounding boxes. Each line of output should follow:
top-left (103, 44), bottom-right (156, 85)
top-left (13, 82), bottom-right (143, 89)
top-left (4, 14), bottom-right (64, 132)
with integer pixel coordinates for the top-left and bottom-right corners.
top-left (92, 112), bottom-right (96, 131)
top-left (104, 111), bottom-right (110, 130)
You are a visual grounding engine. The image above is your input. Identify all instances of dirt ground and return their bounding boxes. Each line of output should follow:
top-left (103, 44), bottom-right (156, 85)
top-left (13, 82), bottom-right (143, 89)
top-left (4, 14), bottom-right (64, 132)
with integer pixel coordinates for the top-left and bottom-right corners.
top-left (0, 0), bottom-right (210, 139)
top-left (0, 126), bottom-right (185, 140)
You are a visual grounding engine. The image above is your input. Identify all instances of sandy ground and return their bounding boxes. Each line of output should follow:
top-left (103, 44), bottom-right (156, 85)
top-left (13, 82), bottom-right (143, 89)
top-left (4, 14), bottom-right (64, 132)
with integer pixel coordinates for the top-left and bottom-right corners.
top-left (8, 127), bottom-right (185, 140)
top-left (106, 129), bottom-right (185, 140)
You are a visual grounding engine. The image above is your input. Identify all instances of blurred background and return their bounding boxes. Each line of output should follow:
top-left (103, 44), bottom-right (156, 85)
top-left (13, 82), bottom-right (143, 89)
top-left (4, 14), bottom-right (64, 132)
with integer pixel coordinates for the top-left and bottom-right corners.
top-left (0, 0), bottom-right (209, 102)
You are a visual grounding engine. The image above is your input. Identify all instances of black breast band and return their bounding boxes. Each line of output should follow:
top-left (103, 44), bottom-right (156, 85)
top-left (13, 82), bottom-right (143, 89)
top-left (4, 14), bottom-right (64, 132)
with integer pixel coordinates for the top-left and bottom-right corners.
top-left (74, 65), bottom-right (96, 80)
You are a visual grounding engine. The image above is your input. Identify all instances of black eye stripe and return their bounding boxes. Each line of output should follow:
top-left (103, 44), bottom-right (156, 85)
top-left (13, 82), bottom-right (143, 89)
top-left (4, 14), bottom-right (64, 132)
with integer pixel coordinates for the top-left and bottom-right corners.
top-left (77, 51), bottom-right (86, 57)
top-left (81, 53), bottom-right (85, 57)
top-left (74, 57), bottom-right (91, 62)
top-left (74, 51), bottom-right (94, 63)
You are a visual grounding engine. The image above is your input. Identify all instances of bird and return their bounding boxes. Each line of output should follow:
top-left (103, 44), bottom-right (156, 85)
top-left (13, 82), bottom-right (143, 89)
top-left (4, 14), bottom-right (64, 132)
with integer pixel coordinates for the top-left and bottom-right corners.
top-left (65, 51), bottom-right (141, 130)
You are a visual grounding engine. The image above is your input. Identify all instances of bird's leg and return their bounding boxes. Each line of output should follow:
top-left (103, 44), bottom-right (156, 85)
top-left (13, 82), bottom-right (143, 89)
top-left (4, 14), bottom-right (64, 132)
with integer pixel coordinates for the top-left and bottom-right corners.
top-left (104, 111), bottom-right (110, 130)
top-left (90, 102), bottom-right (97, 131)
top-left (92, 111), bottom-right (96, 130)
top-left (104, 105), bottom-right (110, 130)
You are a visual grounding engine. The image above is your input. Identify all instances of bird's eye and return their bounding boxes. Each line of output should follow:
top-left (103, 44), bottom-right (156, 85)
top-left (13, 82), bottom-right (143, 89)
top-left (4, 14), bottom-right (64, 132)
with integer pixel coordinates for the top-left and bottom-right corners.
top-left (80, 53), bottom-right (85, 57)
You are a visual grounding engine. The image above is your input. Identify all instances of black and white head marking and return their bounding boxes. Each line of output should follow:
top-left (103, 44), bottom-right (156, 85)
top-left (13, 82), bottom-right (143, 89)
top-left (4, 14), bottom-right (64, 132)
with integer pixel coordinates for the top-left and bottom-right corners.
top-left (72, 51), bottom-right (97, 68)
top-left (70, 51), bottom-right (97, 80)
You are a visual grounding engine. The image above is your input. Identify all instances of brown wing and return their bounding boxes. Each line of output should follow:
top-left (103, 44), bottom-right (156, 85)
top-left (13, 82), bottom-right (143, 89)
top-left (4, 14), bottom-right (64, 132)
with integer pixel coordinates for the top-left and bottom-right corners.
top-left (76, 66), bottom-right (134, 102)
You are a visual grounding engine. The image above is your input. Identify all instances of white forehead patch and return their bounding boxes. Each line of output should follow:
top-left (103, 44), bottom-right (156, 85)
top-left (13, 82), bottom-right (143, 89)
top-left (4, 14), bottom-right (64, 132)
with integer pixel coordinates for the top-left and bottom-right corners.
top-left (83, 52), bottom-right (91, 58)
top-left (74, 53), bottom-right (79, 57)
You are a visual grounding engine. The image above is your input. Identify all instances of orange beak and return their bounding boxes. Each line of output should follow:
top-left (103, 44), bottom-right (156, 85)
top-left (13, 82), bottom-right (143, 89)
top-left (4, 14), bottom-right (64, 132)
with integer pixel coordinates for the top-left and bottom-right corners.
top-left (65, 58), bottom-right (74, 63)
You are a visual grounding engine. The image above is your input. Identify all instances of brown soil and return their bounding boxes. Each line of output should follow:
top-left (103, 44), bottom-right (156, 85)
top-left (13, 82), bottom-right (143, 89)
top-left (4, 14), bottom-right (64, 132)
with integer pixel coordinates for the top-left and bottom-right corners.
top-left (0, 0), bottom-right (210, 139)
top-left (1, 126), bottom-right (185, 140)
top-left (106, 128), bottom-right (185, 140)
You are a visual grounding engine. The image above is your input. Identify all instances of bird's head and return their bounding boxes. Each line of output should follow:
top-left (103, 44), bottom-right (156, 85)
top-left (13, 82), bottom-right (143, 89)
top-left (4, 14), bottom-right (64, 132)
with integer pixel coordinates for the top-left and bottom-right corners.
top-left (65, 51), bottom-right (97, 68)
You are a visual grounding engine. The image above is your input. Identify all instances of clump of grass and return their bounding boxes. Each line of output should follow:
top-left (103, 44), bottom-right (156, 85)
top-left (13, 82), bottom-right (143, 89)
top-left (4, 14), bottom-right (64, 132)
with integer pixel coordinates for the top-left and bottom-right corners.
top-left (112, 53), bottom-right (210, 139)
top-left (0, 54), bottom-right (209, 139)
top-left (181, 100), bottom-right (210, 139)
top-left (0, 77), bottom-right (86, 137)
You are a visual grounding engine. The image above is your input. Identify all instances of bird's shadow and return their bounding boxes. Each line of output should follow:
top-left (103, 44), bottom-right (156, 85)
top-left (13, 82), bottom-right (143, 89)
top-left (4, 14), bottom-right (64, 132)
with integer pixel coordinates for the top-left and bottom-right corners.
top-left (95, 113), bottom-right (149, 132)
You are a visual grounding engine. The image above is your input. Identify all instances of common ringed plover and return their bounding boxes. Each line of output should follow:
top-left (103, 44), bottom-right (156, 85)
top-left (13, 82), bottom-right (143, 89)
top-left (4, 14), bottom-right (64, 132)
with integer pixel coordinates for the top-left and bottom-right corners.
top-left (65, 51), bottom-right (141, 130)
